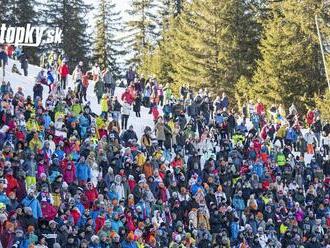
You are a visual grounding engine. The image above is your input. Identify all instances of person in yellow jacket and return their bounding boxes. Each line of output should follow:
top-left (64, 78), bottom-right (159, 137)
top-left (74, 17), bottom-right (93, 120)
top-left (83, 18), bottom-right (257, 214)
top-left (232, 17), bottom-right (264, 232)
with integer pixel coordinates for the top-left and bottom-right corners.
top-left (274, 124), bottom-right (287, 148)
top-left (26, 115), bottom-right (40, 132)
top-left (29, 132), bottom-right (43, 152)
top-left (280, 223), bottom-right (288, 234)
top-left (52, 186), bottom-right (62, 208)
top-left (135, 151), bottom-right (146, 167)
top-left (100, 94), bottom-right (109, 119)
top-left (153, 148), bottom-right (163, 161)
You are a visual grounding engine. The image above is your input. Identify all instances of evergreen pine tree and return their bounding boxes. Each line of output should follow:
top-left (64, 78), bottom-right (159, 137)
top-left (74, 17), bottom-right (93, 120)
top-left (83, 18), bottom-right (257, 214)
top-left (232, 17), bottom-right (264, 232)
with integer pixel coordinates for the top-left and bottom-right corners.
top-left (125, 0), bottom-right (158, 65)
top-left (10, 0), bottom-right (38, 63)
top-left (316, 90), bottom-right (330, 121)
top-left (94, 0), bottom-right (123, 78)
top-left (0, 0), bottom-right (11, 24)
top-left (252, 0), bottom-right (329, 110)
top-left (169, 0), bottom-right (261, 96)
top-left (10, 0), bottom-right (37, 26)
top-left (42, 0), bottom-right (92, 69)
top-left (138, 0), bottom-right (183, 83)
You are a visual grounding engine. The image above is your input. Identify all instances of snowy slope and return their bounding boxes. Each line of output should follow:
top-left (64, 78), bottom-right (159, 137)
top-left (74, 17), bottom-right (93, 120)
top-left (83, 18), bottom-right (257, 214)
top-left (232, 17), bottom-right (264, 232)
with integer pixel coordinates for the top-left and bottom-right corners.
top-left (3, 58), bottom-right (155, 137)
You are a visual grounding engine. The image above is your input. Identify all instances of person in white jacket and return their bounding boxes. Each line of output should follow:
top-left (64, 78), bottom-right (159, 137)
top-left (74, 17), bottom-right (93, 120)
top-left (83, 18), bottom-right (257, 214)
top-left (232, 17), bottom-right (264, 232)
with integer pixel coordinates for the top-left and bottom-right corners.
top-left (121, 100), bottom-right (131, 130)
top-left (304, 129), bottom-right (318, 154)
top-left (112, 175), bottom-right (125, 200)
top-left (91, 63), bottom-right (101, 82)
top-left (72, 65), bottom-right (83, 93)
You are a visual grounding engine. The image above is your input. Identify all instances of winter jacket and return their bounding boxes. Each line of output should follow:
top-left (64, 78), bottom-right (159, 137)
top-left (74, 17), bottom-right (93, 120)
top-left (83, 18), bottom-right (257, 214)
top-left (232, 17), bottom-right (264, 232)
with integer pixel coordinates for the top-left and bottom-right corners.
top-left (233, 195), bottom-right (245, 211)
top-left (121, 102), bottom-right (131, 116)
top-left (33, 84), bottom-right (43, 100)
top-left (0, 192), bottom-right (9, 205)
top-left (155, 122), bottom-right (166, 141)
top-left (121, 91), bottom-right (134, 105)
top-left (22, 196), bottom-right (43, 219)
top-left (59, 64), bottom-right (69, 77)
top-left (276, 152), bottom-right (286, 166)
top-left (76, 162), bottom-right (91, 181)
top-left (286, 128), bottom-right (298, 142)
top-left (304, 132), bottom-right (317, 145)
top-left (230, 221), bottom-right (240, 240)
top-left (100, 97), bottom-right (109, 112)
top-left (23, 159), bottom-right (37, 177)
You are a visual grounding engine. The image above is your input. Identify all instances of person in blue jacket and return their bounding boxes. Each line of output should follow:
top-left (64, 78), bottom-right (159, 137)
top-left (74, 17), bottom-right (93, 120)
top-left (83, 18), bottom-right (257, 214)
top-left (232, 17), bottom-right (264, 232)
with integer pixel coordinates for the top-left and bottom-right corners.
top-left (21, 189), bottom-right (42, 219)
top-left (232, 191), bottom-right (246, 215)
top-left (230, 217), bottom-right (240, 242)
top-left (252, 161), bottom-right (265, 180)
top-left (285, 127), bottom-right (298, 146)
top-left (76, 156), bottom-right (91, 185)
top-left (111, 213), bottom-right (124, 233)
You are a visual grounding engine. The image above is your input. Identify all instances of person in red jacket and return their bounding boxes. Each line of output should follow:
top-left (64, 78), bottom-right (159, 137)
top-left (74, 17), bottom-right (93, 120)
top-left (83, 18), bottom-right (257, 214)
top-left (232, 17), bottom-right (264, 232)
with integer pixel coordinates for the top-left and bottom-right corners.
top-left (5, 168), bottom-right (19, 196)
top-left (171, 154), bottom-right (183, 169)
top-left (306, 109), bottom-right (315, 127)
top-left (5, 44), bottom-right (14, 58)
top-left (255, 100), bottom-right (265, 116)
top-left (121, 88), bottom-right (134, 105)
top-left (84, 182), bottom-right (98, 208)
top-left (58, 60), bottom-right (69, 90)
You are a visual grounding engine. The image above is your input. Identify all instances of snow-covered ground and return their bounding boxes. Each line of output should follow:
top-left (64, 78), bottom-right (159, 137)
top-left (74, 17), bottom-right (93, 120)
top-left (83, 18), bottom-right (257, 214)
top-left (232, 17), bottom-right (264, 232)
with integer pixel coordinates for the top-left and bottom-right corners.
top-left (3, 58), bottom-right (155, 137)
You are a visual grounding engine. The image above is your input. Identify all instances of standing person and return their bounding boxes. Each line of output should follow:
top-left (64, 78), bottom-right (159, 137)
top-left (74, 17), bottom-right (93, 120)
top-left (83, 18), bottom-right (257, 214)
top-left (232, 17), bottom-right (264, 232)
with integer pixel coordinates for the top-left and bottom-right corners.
top-left (40, 52), bottom-right (47, 68)
top-left (78, 60), bottom-right (84, 73)
top-left (94, 79), bottom-right (104, 104)
top-left (0, 46), bottom-right (8, 79)
top-left (33, 82), bottom-right (43, 103)
top-left (111, 96), bottom-right (121, 122)
top-left (72, 65), bottom-right (83, 94)
top-left (158, 85), bottom-right (164, 106)
top-left (100, 94), bottom-right (109, 119)
top-left (121, 88), bottom-right (134, 105)
top-left (22, 189), bottom-right (42, 219)
top-left (80, 72), bottom-right (89, 102)
top-left (126, 66), bottom-right (136, 84)
top-left (102, 68), bottom-right (115, 95)
top-left (304, 129), bottom-right (318, 154)
top-left (20, 53), bottom-right (29, 77)
top-left (92, 63), bottom-right (101, 82)
top-left (133, 94), bottom-right (142, 117)
top-left (180, 84), bottom-right (188, 99)
top-left (58, 59), bottom-right (69, 90)
top-left (121, 100), bottom-right (131, 130)
top-left (143, 83), bottom-right (152, 107)
top-left (47, 67), bottom-right (55, 94)
top-left (5, 44), bottom-right (14, 58)
top-left (164, 83), bottom-right (172, 103)
top-left (37, 69), bottom-right (52, 94)
top-left (155, 116), bottom-right (166, 148)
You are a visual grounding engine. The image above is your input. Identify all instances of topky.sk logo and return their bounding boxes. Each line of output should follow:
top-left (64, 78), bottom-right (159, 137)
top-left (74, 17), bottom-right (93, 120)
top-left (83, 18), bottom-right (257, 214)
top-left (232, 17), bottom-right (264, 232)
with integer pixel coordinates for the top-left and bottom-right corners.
top-left (0, 24), bottom-right (62, 47)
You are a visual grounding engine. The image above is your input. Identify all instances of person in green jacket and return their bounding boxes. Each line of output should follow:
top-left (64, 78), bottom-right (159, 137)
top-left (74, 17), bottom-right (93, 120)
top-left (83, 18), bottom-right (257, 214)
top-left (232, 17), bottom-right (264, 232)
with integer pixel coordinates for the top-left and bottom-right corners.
top-left (71, 99), bottom-right (82, 117)
top-left (276, 152), bottom-right (286, 166)
top-left (164, 83), bottom-right (172, 102)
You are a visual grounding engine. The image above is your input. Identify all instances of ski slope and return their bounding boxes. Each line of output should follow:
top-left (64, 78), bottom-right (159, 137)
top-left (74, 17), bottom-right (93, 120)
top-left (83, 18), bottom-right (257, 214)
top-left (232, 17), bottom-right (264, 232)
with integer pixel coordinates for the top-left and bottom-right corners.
top-left (3, 58), bottom-right (155, 137)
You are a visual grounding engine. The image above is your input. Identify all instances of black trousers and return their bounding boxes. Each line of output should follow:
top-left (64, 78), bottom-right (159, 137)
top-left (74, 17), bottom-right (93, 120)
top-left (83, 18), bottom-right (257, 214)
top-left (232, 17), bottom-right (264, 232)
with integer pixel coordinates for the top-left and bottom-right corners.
top-left (121, 115), bottom-right (129, 130)
top-left (60, 76), bottom-right (67, 89)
